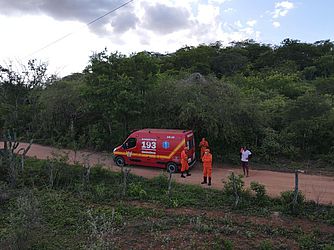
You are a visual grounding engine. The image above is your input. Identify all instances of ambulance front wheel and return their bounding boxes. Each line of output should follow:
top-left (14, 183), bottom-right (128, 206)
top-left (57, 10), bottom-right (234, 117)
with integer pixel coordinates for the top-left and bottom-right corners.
top-left (167, 162), bottom-right (178, 173)
top-left (115, 156), bottom-right (125, 167)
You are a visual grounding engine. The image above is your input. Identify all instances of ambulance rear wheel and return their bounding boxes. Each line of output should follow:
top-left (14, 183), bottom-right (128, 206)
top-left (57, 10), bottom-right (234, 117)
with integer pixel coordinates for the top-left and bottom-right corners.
top-left (167, 162), bottom-right (178, 173)
top-left (115, 156), bottom-right (125, 167)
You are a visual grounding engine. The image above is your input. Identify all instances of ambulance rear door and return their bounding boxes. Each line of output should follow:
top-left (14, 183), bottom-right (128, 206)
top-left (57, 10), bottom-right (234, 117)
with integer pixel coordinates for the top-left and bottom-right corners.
top-left (185, 132), bottom-right (196, 164)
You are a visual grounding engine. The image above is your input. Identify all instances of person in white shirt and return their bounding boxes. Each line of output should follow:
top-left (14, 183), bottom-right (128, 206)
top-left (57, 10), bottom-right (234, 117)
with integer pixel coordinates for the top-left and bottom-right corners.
top-left (240, 146), bottom-right (252, 177)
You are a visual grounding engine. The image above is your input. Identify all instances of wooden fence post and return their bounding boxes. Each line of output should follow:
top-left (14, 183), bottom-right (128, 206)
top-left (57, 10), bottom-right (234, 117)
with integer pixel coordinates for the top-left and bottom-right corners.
top-left (293, 169), bottom-right (305, 211)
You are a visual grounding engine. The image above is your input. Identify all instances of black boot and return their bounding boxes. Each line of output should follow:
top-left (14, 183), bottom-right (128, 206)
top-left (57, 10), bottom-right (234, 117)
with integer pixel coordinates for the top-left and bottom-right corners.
top-left (208, 177), bottom-right (211, 186)
top-left (201, 176), bottom-right (207, 184)
top-left (181, 172), bottom-right (186, 178)
top-left (186, 170), bottom-right (191, 176)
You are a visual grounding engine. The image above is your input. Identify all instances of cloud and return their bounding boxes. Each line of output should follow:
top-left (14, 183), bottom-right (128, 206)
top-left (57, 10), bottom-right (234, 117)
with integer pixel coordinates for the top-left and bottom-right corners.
top-left (234, 20), bottom-right (243, 28)
top-left (247, 20), bottom-right (257, 27)
top-left (223, 8), bottom-right (235, 13)
top-left (208, 0), bottom-right (231, 4)
top-left (0, 0), bottom-right (122, 21)
top-left (0, 0), bottom-right (264, 77)
top-left (275, 1), bottom-right (294, 9)
top-left (272, 1), bottom-right (294, 18)
top-left (221, 20), bottom-right (259, 42)
top-left (196, 4), bottom-right (220, 24)
top-left (141, 3), bottom-right (192, 34)
top-left (0, 0), bottom-right (138, 35)
top-left (109, 11), bottom-right (139, 33)
top-left (272, 21), bottom-right (281, 28)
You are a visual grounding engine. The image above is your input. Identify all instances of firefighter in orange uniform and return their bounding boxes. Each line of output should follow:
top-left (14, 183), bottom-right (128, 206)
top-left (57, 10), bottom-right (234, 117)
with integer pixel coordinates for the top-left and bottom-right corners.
top-left (199, 138), bottom-right (209, 160)
top-left (201, 148), bottom-right (212, 186)
top-left (180, 146), bottom-right (191, 178)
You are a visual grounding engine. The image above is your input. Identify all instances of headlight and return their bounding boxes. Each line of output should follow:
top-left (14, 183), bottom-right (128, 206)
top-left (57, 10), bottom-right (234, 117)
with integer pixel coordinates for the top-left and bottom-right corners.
top-left (113, 148), bottom-right (117, 152)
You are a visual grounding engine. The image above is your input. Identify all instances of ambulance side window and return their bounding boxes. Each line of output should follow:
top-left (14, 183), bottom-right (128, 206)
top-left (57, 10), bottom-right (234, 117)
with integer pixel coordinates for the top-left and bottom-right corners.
top-left (123, 138), bottom-right (137, 149)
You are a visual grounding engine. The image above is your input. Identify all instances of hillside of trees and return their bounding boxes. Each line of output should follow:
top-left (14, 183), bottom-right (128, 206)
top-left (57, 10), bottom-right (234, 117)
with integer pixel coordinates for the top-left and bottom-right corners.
top-left (1, 39), bottom-right (334, 166)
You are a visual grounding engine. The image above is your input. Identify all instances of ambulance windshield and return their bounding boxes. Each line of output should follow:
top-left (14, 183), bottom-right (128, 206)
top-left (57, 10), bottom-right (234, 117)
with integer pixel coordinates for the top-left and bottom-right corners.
top-left (123, 138), bottom-right (137, 149)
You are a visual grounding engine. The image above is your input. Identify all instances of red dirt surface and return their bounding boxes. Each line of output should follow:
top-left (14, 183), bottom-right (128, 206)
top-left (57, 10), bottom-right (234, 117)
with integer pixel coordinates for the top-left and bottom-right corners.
top-left (2, 142), bottom-right (334, 204)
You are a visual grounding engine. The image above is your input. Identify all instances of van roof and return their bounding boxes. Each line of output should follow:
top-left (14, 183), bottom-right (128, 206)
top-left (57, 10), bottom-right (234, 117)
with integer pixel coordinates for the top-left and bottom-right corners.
top-left (135, 129), bottom-right (192, 135)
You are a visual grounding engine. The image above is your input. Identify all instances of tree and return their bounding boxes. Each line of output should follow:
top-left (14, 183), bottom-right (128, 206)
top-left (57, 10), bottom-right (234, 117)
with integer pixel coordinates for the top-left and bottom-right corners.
top-left (0, 60), bottom-right (54, 138)
top-left (37, 75), bottom-right (85, 145)
top-left (315, 55), bottom-right (334, 77)
top-left (275, 39), bottom-right (319, 70)
top-left (284, 93), bottom-right (332, 154)
top-left (211, 48), bottom-right (248, 77)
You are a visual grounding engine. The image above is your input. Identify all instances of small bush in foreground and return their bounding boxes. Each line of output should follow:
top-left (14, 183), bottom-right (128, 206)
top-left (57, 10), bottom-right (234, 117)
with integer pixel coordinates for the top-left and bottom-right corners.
top-left (259, 239), bottom-right (273, 250)
top-left (281, 190), bottom-right (305, 215)
top-left (223, 174), bottom-right (244, 195)
top-left (222, 239), bottom-right (234, 250)
top-left (250, 181), bottom-right (266, 199)
top-left (128, 182), bottom-right (147, 199)
top-left (9, 190), bottom-right (41, 249)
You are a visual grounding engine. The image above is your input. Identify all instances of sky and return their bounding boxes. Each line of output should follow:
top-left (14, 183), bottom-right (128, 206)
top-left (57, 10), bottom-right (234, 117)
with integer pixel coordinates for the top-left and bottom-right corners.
top-left (0, 0), bottom-right (333, 77)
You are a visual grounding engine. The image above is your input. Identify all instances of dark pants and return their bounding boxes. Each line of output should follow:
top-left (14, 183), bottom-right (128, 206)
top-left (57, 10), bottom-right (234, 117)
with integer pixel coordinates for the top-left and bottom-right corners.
top-left (241, 161), bottom-right (249, 176)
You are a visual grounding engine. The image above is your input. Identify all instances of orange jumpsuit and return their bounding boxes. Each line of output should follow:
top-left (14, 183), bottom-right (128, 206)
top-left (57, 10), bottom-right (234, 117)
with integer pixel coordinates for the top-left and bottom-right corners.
top-left (202, 152), bottom-right (212, 177)
top-left (199, 139), bottom-right (209, 159)
top-left (180, 149), bottom-right (189, 172)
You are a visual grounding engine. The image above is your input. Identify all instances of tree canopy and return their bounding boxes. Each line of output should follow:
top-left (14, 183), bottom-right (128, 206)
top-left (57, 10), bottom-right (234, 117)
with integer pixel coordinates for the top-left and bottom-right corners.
top-left (1, 39), bottom-right (334, 164)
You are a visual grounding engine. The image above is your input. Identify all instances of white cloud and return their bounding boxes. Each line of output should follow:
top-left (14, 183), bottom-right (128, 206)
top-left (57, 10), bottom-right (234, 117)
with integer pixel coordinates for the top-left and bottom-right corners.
top-left (196, 4), bottom-right (220, 24)
top-left (0, 14), bottom-right (107, 76)
top-left (247, 20), bottom-right (257, 27)
top-left (273, 8), bottom-right (288, 18)
top-left (234, 20), bottom-right (243, 28)
top-left (223, 8), bottom-right (235, 13)
top-left (275, 1), bottom-right (294, 9)
top-left (272, 1), bottom-right (294, 18)
top-left (208, 0), bottom-right (231, 4)
top-left (272, 21), bottom-right (281, 28)
top-left (148, 0), bottom-right (196, 9)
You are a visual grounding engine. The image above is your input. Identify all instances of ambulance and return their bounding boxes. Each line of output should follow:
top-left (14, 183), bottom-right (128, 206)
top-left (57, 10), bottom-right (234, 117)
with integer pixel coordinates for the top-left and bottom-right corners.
top-left (112, 129), bottom-right (196, 173)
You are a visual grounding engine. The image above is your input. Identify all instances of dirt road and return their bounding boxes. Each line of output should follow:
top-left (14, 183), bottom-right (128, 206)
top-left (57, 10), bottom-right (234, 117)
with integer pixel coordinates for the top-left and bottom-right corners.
top-left (2, 142), bottom-right (334, 204)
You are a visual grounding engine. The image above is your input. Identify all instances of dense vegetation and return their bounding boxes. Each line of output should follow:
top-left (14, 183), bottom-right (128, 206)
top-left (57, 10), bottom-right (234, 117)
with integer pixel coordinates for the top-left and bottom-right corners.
top-left (0, 158), bottom-right (333, 249)
top-left (1, 39), bottom-right (334, 166)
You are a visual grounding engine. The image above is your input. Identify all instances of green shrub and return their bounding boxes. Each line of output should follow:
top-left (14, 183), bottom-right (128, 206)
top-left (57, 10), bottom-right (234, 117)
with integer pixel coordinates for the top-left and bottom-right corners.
top-left (151, 173), bottom-right (169, 189)
top-left (250, 181), bottom-right (267, 200)
top-left (259, 240), bottom-right (273, 250)
top-left (92, 183), bottom-right (110, 201)
top-left (280, 190), bottom-right (305, 215)
top-left (222, 239), bottom-right (234, 250)
top-left (128, 182), bottom-right (147, 199)
top-left (298, 233), bottom-right (318, 249)
top-left (9, 190), bottom-right (41, 249)
top-left (324, 244), bottom-right (334, 250)
top-left (223, 173), bottom-right (244, 195)
top-left (86, 209), bottom-right (117, 249)
top-left (161, 195), bottom-right (185, 208)
top-left (212, 237), bottom-right (234, 250)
